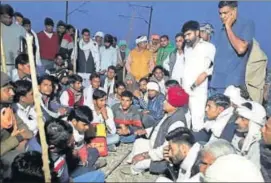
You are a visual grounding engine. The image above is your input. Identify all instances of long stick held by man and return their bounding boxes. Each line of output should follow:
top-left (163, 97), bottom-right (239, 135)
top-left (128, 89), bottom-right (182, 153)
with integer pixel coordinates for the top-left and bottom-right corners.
top-left (26, 33), bottom-right (51, 183)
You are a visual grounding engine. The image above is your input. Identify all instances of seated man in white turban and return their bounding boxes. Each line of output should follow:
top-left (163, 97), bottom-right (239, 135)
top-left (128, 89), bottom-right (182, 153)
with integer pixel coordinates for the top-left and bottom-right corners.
top-left (232, 100), bottom-right (267, 168)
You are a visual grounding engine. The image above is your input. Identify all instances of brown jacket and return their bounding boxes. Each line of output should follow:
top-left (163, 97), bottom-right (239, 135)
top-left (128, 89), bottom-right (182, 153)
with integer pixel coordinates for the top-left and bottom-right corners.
top-left (0, 114), bottom-right (33, 156)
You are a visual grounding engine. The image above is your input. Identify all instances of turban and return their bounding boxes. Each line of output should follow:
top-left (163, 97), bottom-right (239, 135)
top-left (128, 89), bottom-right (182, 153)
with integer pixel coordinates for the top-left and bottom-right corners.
top-left (135, 36), bottom-right (147, 44)
top-left (147, 81), bottom-right (160, 92)
top-left (167, 86), bottom-right (189, 107)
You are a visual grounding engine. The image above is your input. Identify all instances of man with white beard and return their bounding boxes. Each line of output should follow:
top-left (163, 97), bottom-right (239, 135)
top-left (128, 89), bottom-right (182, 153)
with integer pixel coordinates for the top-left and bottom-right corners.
top-left (182, 20), bottom-right (216, 132)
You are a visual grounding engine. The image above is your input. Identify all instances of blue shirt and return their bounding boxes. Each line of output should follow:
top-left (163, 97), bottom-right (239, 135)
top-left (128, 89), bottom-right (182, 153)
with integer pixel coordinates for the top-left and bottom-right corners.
top-left (210, 17), bottom-right (255, 90)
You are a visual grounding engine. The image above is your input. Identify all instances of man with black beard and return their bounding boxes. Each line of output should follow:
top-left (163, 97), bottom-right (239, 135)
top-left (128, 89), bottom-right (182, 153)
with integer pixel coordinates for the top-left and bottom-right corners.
top-left (182, 20), bottom-right (216, 132)
top-left (156, 127), bottom-right (202, 182)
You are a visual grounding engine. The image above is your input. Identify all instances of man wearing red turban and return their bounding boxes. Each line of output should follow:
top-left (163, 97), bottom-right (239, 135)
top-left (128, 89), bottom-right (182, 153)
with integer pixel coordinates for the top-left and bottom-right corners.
top-left (120, 86), bottom-right (190, 175)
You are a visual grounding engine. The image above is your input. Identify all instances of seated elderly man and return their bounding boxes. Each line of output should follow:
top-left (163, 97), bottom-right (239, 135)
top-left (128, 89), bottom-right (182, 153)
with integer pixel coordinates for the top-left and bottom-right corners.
top-left (232, 101), bottom-right (267, 168)
top-left (193, 94), bottom-right (237, 143)
top-left (204, 154), bottom-right (264, 182)
top-left (141, 81), bottom-right (165, 128)
top-left (198, 139), bottom-right (236, 177)
top-left (120, 86), bottom-right (189, 175)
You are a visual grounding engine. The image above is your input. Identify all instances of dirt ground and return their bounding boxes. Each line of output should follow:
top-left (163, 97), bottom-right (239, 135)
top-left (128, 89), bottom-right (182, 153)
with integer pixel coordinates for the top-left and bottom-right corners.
top-left (100, 143), bottom-right (158, 182)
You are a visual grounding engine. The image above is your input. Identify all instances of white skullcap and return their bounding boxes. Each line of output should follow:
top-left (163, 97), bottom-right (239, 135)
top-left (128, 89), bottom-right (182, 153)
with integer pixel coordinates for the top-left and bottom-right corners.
top-left (95, 31), bottom-right (104, 38)
top-left (237, 101), bottom-right (266, 126)
top-left (204, 154), bottom-right (264, 182)
top-left (224, 85), bottom-right (246, 107)
top-left (135, 36), bottom-right (147, 44)
top-left (147, 81), bottom-right (160, 92)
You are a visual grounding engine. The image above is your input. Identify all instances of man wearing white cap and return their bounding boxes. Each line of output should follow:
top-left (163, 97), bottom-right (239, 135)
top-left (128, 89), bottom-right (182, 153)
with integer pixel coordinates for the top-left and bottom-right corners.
top-left (232, 101), bottom-right (267, 168)
top-left (126, 35), bottom-right (155, 82)
top-left (224, 85), bottom-right (250, 108)
top-left (142, 81), bottom-right (165, 128)
top-left (94, 31), bottom-right (104, 48)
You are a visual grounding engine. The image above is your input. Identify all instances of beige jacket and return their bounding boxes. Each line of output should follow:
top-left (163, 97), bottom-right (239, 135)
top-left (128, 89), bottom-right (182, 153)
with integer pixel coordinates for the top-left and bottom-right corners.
top-left (246, 38), bottom-right (268, 102)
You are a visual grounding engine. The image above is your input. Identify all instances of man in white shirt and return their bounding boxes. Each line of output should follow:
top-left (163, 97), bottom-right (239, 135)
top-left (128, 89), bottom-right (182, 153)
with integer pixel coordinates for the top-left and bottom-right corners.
top-left (13, 80), bottom-right (42, 152)
top-left (87, 89), bottom-right (120, 150)
top-left (121, 86), bottom-right (189, 175)
top-left (83, 73), bottom-right (103, 107)
top-left (11, 53), bottom-right (31, 82)
top-left (163, 33), bottom-right (185, 86)
top-left (182, 20), bottom-right (216, 132)
top-left (99, 34), bottom-right (118, 82)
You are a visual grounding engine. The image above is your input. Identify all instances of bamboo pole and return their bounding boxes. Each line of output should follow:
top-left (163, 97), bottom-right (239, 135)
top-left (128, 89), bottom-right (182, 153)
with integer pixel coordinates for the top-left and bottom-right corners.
top-left (73, 29), bottom-right (78, 73)
top-left (26, 34), bottom-right (51, 183)
top-left (0, 23), bottom-right (7, 73)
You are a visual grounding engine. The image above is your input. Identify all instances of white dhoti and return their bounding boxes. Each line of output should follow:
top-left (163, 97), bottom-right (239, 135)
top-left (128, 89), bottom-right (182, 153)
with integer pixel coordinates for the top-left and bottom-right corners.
top-left (189, 93), bottom-right (207, 132)
top-left (127, 138), bottom-right (152, 175)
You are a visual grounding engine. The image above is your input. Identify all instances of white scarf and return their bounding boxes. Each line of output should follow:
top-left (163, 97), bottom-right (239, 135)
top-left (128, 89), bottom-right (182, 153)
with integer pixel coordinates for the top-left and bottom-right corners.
top-left (209, 107), bottom-right (234, 141)
top-left (79, 39), bottom-right (96, 61)
top-left (178, 143), bottom-right (202, 181)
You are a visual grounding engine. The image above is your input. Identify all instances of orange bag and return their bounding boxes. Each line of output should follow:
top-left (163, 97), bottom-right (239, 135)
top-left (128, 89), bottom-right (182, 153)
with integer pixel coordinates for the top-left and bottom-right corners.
top-left (88, 123), bottom-right (108, 157)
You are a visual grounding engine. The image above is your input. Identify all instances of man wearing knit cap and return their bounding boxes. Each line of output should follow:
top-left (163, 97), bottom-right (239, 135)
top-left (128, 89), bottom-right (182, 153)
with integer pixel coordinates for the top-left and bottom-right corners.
top-left (126, 35), bottom-right (155, 82)
top-left (200, 23), bottom-right (214, 42)
top-left (37, 17), bottom-right (59, 70)
top-left (182, 20), bottom-right (216, 132)
top-left (121, 86), bottom-right (189, 175)
top-left (232, 101), bottom-right (266, 168)
top-left (141, 81), bottom-right (165, 128)
top-left (0, 71), bottom-right (15, 103)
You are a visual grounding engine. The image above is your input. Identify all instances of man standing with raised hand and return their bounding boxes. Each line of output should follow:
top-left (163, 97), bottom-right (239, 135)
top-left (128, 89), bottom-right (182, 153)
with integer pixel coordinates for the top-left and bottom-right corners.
top-left (210, 1), bottom-right (255, 94)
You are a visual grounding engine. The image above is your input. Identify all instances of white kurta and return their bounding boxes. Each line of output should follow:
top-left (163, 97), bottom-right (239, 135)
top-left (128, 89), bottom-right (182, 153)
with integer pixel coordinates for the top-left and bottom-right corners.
top-left (171, 53), bottom-right (185, 86)
top-left (183, 39), bottom-right (216, 131)
top-left (127, 114), bottom-right (186, 175)
top-left (87, 104), bottom-right (117, 135)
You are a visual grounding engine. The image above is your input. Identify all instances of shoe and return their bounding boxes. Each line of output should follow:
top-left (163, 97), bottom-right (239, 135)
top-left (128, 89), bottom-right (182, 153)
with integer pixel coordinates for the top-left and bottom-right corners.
top-left (120, 165), bottom-right (132, 175)
top-left (94, 159), bottom-right (107, 169)
top-left (108, 144), bottom-right (117, 152)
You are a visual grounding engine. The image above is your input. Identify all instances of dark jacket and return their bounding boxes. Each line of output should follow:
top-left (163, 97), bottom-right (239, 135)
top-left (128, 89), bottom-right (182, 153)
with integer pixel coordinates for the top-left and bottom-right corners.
top-left (260, 142), bottom-right (271, 182)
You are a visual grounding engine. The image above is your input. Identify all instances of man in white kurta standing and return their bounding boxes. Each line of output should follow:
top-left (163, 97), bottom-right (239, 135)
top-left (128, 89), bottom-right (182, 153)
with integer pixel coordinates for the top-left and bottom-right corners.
top-left (182, 20), bottom-right (216, 132)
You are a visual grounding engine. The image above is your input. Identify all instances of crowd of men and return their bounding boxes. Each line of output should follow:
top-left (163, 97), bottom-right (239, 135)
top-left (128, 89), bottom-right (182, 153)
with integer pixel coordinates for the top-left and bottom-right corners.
top-left (0, 1), bottom-right (271, 182)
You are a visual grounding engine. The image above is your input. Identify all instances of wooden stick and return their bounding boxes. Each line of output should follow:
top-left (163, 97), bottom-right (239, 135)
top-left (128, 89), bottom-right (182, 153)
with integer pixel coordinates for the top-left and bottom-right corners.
top-left (73, 29), bottom-right (78, 73)
top-left (104, 150), bottom-right (131, 179)
top-left (0, 23), bottom-right (7, 73)
top-left (26, 34), bottom-right (51, 183)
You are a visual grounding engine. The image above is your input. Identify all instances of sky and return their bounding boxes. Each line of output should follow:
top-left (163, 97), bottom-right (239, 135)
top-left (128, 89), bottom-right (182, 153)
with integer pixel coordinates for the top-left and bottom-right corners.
top-left (7, 1), bottom-right (271, 65)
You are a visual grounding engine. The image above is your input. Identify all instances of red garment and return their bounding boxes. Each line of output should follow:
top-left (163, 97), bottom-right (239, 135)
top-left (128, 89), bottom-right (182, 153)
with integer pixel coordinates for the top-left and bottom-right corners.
top-left (62, 33), bottom-right (73, 43)
top-left (37, 31), bottom-right (59, 61)
top-left (77, 145), bottom-right (88, 164)
top-left (66, 89), bottom-right (84, 107)
top-left (167, 86), bottom-right (189, 107)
